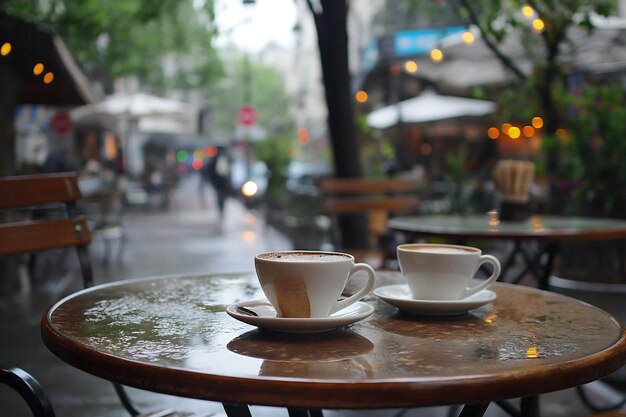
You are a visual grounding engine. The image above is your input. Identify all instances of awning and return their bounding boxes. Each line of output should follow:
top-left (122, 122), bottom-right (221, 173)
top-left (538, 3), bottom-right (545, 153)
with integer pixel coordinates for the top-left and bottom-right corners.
top-left (0, 13), bottom-right (96, 105)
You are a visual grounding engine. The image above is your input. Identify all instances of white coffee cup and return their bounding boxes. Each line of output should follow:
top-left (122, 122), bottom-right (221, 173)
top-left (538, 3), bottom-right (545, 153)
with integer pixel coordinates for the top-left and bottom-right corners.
top-left (397, 243), bottom-right (501, 300)
top-left (254, 251), bottom-right (376, 318)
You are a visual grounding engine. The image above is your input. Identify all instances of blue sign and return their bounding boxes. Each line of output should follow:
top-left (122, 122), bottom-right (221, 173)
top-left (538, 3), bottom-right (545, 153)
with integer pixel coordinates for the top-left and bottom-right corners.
top-left (393, 26), bottom-right (466, 56)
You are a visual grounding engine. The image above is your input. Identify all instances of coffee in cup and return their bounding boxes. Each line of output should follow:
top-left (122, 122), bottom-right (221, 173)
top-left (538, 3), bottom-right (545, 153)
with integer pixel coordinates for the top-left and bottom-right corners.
top-left (254, 251), bottom-right (376, 318)
top-left (396, 243), bottom-right (501, 300)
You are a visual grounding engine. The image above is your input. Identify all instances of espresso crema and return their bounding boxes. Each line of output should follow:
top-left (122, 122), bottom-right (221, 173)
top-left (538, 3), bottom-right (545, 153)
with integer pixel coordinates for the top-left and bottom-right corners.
top-left (408, 246), bottom-right (476, 255)
top-left (258, 252), bottom-right (350, 262)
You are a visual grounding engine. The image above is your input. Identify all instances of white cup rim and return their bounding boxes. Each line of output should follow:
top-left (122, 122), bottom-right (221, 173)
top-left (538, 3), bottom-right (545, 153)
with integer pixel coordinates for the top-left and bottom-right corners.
top-left (397, 243), bottom-right (480, 255)
top-left (255, 250), bottom-right (354, 263)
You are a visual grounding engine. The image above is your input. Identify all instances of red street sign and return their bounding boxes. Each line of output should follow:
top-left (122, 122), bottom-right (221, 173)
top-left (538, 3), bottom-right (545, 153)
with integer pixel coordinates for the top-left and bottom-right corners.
top-left (237, 105), bottom-right (258, 126)
top-left (51, 112), bottom-right (72, 135)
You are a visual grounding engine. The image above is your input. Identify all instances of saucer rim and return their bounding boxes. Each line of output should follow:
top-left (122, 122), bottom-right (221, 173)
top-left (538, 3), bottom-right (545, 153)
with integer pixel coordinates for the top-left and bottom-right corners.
top-left (373, 284), bottom-right (496, 316)
top-left (226, 299), bottom-right (375, 333)
top-left (373, 284), bottom-right (496, 304)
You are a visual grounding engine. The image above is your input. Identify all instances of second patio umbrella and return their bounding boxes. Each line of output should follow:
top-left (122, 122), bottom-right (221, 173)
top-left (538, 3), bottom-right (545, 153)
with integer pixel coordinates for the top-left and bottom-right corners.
top-left (367, 89), bottom-right (495, 130)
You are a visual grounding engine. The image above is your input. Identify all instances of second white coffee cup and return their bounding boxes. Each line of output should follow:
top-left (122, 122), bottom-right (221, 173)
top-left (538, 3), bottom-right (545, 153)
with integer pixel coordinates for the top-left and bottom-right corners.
top-left (254, 250), bottom-right (376, 318)
top-left (397, 243), bottom-right (501, 301)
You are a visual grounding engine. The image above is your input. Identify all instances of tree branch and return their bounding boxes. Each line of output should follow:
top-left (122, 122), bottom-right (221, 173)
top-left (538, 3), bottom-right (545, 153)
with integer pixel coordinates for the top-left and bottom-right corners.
top-left (457, 0), bottom-right (528, 82)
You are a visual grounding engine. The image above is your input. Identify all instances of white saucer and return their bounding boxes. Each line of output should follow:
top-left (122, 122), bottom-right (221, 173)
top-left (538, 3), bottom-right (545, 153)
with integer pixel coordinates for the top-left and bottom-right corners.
top-left (226, 299), bottom-right (375, 333)
top-left (373, 284), bottom-right (496, 316)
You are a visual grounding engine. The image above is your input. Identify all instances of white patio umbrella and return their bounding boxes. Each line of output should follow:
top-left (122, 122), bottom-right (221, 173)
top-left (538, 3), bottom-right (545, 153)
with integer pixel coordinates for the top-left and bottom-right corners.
top-left (70, 92), bottom-right (196, 175)
top-left (70, 92), bottom-right (193, 124)
top-left (367, 89), bottom-right (496, 129)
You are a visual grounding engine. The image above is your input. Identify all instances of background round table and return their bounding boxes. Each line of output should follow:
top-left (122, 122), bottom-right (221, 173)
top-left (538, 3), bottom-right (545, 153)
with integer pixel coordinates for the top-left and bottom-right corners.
top-left (388, 214), bottom-right (626, 289)
top-left (42, 273), bottom-right (626, 414)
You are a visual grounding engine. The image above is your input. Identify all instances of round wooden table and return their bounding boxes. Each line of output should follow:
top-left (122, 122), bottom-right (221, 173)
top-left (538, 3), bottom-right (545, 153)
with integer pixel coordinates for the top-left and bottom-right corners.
top-left (42, 273), bottom-right (626, 417)
top-left (388, 214), bottom-right (626, 289)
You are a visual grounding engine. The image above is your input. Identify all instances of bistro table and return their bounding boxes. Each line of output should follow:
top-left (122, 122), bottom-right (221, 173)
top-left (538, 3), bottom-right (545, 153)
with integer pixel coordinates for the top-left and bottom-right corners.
top-left (41, 272), bottom-right (626, 417)
top-left (388, 214), bottom-right (626, 289)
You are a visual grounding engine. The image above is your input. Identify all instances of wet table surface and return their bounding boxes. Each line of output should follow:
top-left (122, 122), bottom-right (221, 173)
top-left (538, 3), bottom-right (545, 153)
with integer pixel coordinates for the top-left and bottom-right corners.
top-left (388, 214), bottom-right (626, 241)
top-left (42, 273), bottom-right (626, 410)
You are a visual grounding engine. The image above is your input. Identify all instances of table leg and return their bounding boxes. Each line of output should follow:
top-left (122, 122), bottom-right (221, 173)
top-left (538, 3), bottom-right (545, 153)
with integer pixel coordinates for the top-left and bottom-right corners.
top-left (223, 403), bottom-right (253, 417)
top-left (520, 396), bottom-right (540, 417)
top-left (500, 241), bottom-right (522, 281)
top-left (458, 402), bottom-right (490, 417)
top-left (537, 243), bottom-right (558, 290)
top-left (288, 409), bottom-right (324, 417)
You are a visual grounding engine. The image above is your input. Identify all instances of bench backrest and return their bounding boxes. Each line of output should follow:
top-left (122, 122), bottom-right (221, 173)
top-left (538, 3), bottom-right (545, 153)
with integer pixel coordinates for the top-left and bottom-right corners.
top-left (0, 172), bottom-right (93, 287)
top-left (319, 177), bottom-right (420, 239)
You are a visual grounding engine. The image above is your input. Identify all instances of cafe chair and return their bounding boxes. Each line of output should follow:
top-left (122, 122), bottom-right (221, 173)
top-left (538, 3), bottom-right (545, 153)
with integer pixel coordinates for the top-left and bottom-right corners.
top-left (0, 367), bottom-right (56, 417)
top-left (0, 173), bottom-right (262, 417)
top-left (319, 177), bottom-right (420, 269)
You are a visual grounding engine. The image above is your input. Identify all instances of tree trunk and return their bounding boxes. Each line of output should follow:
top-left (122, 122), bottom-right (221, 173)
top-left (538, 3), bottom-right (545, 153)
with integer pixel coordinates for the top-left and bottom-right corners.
top-left (308, 0), bottom-right (368, 248)
top-left (0, 64), bottom-right (21, 176)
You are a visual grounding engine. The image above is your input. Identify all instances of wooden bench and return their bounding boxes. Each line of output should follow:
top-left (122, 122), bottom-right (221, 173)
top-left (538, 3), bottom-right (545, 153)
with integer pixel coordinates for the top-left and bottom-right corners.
top-left (0, 172), bottom-right (93, 289)
top-left (319, 177), bottom-right (421, 269)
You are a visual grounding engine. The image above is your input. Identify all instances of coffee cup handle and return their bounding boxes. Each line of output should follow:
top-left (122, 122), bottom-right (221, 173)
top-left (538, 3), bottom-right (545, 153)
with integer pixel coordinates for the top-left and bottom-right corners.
top-left (463, 254), bottom-right (501, 298)
top-left (329, 263), bottom-right (376, 315)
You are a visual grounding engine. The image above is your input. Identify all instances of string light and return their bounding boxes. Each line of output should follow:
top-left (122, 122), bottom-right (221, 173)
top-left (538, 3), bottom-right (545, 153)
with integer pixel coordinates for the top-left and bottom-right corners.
top-left (462, 31), bottom-right (475, 44)
top-left (508, 126), bottom-right (521, 139)
top-left (33, 63), bottom-right (44, 76)
top-left (355, 90), bottom-right (368, 103)
top-left (403, 60), bottom-right (418, 74)
top-left (521, 5), bottom-right (535, 17)
top-left (430, 48), bottom-right (444, 62)
top-left (532, 19), bottom-right (545, 33)
top-left (487, 127), bottom-right (499, 140)
top-left (531, 116), bottom-right (544, 128)
top-left (43, 72), bottom-right (54, 84)
top-left (523, 126), bottom-right (535, 137)
top-left (0, 42), bottom-right (11, 56)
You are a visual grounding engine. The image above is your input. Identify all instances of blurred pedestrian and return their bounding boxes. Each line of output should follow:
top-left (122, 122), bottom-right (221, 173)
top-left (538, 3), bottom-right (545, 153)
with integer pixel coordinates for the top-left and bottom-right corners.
top-left (209, 148), bottom-right (231, 219)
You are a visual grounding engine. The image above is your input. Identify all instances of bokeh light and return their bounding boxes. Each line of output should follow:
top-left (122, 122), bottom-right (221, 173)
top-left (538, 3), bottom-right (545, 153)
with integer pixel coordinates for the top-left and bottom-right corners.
top-left (508, 126), bottom-right (521, 139)
top-left (531, 116), bottom-right (544, 128)
top-left (176, 150), bottom-right (188, 163)
top-left (523, 126), bottom-right (535, 137)
top-left (242, 180), bottom-right (258, 197)
top-left (43, 72), bottom-right (54, 84)
top-left (532, 18), bottom-right (545, 32)
top-left (0, 42), bottom-right (11, 56)
top-left (191, 158), bottom-right (203, 171)
top-left (521, 5), bottom-right (534, 17)
top-left (502, 123), bottom-right (512, 135)
top-left (355, 90), bottom-right (368, 103)
top-left (297, 127), bottom-right (310, 144)
top-left (403, 60), bottom-right (418, 73)
top-left (487, 127), bottom-right (500, 140)
top-left (462, 31), bottom-right (475, 44)
top-left (33, 63), bottom-right (44, 75)
top-left (204, 146), bottom-right (218, 158)
top-left (420, 143), bottom-right (432, 156)
top-left (430, 48), bottom-right (444, 62)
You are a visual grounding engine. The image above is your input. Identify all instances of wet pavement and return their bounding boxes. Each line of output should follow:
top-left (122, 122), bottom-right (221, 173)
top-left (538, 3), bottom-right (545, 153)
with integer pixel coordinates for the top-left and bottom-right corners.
top-left (1, 176), bottom-right (624, 417)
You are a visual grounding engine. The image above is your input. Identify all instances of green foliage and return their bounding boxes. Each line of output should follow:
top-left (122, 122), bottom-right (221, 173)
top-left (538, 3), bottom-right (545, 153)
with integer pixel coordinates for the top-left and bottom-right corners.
top-left (206, 55), bottom-right (294, 139)
top-left (354, 113), bottom-right (396, 179)
top-left (0, 0), bottom-right (221, 93)
top-left (445, 146), bottom-right (469, 214)
top-left (554, 85), bottom-right (626, 216)
top-left (254, 135), bottom-right (293, 207)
